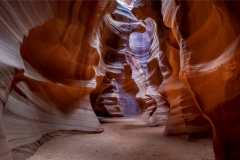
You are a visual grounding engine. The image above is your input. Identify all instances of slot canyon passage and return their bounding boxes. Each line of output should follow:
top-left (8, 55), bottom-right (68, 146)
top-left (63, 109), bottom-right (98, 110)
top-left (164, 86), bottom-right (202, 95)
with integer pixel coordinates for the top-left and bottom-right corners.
top-left (1, 0), bottom-right (240, 159)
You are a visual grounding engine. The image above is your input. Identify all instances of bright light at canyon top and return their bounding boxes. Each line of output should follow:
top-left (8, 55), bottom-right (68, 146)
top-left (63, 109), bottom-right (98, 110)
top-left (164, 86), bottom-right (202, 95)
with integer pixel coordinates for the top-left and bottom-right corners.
top-left (116, 0), bottom-right (136, 10)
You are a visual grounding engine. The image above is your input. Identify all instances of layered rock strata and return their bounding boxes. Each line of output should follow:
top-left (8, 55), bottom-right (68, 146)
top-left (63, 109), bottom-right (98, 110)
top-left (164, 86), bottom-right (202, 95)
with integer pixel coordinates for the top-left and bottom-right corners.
top-left (1, 0), bottom-right (240, 159)
top-left (1, 1), bottom-right (105, 159)
top-left (161, 0), bottom-right (240, 159)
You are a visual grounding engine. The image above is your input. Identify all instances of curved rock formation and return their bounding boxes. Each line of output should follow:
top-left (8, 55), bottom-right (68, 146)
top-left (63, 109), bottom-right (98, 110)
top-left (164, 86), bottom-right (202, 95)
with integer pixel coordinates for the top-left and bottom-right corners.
top-left (1, 1), bottom-right (105, 159)
top-left (161, 0), bottom-right (240, 159)
top-left (90, 0), bottom-right (169, 123)
top-left (1, 0), bottom-right (240, 159)
top-left (160, 27), bottom-right (212, 138)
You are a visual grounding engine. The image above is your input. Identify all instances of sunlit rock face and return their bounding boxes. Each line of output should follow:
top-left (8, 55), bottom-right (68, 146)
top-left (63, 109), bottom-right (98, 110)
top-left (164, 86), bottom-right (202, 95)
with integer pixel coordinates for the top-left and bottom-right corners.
top-left (1, 0), bottom-right (240, 160)
top-left (89, 0), bottom-right (145, 117)
top-left (159, 28), bottom-right (212, 138)
top-left (89, 0), bottom-right (170, 124)
top-left (161, 0), bottom-right (240, 159)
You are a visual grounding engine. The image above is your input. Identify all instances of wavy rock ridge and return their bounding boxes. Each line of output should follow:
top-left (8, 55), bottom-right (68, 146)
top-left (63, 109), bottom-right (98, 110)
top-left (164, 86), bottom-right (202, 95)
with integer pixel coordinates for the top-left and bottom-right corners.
top-left (0, 0), bottom-right (240, 160)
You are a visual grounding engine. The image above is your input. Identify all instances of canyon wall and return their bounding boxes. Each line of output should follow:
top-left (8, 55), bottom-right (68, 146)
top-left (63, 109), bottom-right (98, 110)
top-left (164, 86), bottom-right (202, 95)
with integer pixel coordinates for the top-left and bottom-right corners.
top-left (0, 0), bottom-right (240, 160)
top-left (1, 1), bottom-right (105, 159)
top-left (161, 0), bottom-right (240, 159)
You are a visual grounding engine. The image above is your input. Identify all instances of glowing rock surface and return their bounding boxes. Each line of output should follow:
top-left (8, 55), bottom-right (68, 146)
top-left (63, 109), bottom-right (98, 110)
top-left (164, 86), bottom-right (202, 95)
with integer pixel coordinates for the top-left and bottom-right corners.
top-left (162, 0), bottom-right (240, 159)
top-left (0, 0), bottom-right (240, 160)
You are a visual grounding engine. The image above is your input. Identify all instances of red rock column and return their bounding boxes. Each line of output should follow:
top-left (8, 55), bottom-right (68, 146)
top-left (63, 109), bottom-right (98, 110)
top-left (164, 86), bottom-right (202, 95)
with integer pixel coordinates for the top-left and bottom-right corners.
top-left (160, 29), bottom-right (212, 139)
top-left (162, 0), bottom-right (240, 159)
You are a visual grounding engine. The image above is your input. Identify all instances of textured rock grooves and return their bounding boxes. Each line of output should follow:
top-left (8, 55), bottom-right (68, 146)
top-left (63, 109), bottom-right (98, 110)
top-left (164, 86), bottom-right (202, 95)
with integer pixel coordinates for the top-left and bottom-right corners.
top-left (161, 1), bottom-right (240, 159)
top-left (0, 0), bottom-right (240, 160)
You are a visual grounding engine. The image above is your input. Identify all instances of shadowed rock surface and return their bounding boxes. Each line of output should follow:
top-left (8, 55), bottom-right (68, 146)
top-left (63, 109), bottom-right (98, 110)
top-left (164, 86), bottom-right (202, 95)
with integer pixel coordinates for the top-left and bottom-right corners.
top-left (0, 0), bottom-right (240, 160)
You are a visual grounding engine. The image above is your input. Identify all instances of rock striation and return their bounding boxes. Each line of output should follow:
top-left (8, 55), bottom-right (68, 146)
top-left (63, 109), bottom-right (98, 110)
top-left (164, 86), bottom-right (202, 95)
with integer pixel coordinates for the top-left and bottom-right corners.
top-left (1, 1), bottom-right (105, 159)
top-left (0, 0), bottom-right (240, 160)
top-left (161, 0), bottom-right (240, 159)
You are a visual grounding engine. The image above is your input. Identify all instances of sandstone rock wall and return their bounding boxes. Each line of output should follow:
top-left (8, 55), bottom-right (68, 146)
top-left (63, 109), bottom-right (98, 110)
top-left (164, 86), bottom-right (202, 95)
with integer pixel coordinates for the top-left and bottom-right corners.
top-left (1, 0), bottom-right (240, 159)
top-left (161, 0), bottom-right (240, 159)
top-left (1, 1), bottom-right (105, 159)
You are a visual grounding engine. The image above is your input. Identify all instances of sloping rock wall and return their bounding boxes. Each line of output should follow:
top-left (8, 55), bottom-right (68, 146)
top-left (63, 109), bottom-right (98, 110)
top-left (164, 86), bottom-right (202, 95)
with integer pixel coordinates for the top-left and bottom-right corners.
top-left (1, 0), bottom-right (240, 159)
top-left (161, 0), bottom-right (240, 159)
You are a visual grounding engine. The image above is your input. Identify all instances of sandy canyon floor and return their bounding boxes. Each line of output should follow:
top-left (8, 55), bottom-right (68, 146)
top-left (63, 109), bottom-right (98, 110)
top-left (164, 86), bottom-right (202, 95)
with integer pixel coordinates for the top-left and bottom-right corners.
top-left (27, 118), bottom-right (214, 160)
